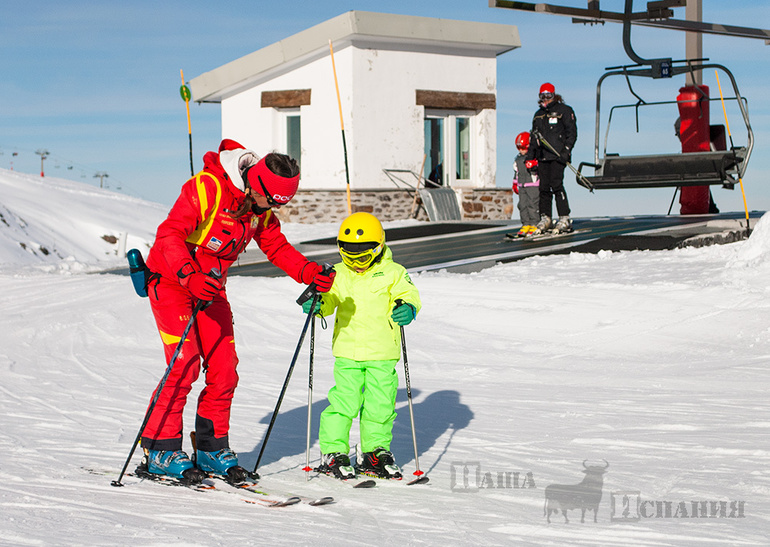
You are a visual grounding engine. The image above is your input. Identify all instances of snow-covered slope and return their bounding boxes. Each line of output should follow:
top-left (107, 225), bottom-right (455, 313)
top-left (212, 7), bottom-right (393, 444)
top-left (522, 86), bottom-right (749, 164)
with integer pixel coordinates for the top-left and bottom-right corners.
top-left (1, 167), bottom-right (769, 546)
top-left (0, 168), bottom-right (167, 271)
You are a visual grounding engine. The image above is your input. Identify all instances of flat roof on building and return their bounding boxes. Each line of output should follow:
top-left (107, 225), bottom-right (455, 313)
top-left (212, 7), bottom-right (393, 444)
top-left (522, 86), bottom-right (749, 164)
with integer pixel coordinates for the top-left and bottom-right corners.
top-left (189, 10), bottom-right (520, 103)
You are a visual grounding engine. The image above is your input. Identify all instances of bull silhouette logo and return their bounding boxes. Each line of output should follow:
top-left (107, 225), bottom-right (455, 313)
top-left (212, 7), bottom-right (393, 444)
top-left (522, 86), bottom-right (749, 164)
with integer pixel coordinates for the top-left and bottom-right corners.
top-left (544, 460), bottom-right (609, 523)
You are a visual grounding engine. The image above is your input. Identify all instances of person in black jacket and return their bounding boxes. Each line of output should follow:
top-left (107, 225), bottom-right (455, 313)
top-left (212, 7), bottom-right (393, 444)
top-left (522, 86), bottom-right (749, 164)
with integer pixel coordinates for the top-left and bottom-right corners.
top-left (526, 83), bottom-right (577, 234)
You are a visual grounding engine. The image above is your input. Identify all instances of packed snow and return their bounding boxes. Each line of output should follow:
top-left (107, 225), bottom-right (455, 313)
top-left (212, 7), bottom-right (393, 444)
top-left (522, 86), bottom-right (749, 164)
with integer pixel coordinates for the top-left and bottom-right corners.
top-left (1, 168), bottom-right (769, 546)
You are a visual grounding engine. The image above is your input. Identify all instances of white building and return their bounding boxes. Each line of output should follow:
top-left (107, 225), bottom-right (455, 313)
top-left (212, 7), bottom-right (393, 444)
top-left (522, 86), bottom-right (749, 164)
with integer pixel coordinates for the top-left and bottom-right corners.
top-left (189, 11), bottom-right (520, 221)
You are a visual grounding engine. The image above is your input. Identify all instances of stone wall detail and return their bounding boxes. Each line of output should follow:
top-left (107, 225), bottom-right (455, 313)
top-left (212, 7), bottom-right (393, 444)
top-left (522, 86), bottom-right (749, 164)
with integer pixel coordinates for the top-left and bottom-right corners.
top-left (275, 188), bottom-right (513, 224)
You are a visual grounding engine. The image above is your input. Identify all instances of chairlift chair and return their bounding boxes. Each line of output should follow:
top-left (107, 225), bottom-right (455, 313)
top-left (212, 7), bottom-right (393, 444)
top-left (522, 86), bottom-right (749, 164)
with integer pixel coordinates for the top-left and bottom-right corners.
top-left (577, 61), bottom-right (753, 191)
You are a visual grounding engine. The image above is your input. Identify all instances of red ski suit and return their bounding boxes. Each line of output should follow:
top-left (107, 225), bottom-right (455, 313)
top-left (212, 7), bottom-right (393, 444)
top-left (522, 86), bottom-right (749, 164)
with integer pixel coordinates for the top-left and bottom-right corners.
top-left (142, 141), bottom-right (315, 452)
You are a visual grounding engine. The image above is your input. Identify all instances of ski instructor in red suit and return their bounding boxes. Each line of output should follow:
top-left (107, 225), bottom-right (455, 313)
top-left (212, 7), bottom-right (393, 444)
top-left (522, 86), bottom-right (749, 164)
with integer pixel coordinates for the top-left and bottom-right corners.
top-left (140, 138), bottom-right (335, 484)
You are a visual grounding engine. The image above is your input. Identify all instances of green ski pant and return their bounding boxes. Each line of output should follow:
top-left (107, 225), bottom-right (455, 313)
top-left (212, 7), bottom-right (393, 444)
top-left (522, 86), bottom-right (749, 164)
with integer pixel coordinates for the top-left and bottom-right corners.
top-left (319, 357), bottom-right (399, 455)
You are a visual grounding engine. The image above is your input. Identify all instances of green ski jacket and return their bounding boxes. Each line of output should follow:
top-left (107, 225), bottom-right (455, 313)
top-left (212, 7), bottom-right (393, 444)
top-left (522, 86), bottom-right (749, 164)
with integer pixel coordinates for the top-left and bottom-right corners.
top-left (318, 246), bottom-right (421, 361)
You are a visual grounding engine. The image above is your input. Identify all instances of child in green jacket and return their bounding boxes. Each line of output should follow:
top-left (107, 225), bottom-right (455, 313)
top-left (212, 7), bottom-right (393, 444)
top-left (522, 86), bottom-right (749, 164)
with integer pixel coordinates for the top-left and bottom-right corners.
top-left (301, 212), bottom-right (421, 479)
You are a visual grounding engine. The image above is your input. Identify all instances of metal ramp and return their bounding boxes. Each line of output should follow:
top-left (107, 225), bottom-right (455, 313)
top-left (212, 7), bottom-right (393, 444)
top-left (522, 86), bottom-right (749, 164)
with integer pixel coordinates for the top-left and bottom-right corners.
top-left (418, 188), bottom-right (462, 221)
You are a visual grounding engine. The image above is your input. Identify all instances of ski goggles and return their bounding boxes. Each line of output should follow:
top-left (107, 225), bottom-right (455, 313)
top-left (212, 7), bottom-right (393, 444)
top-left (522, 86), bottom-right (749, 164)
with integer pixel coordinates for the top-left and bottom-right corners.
top-left (255, 175), bottom-right (281, 208)
top-left (338, 240), bottom-right (383, 269)
top-left (241, 167), bottom-right (281, 208)
top-left (538, 92), bottom-right (554, 100)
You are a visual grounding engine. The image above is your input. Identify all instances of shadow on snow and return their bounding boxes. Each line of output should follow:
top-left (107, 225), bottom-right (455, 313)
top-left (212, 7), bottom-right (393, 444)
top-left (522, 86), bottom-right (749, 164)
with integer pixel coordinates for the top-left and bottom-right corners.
top-left (239, 388), bottom-right (473, 473)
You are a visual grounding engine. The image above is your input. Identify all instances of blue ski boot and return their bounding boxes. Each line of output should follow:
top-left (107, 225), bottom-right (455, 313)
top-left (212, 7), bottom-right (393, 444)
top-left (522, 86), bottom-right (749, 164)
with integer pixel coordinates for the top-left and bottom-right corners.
top-left (145, 449), bottom-right (205, 483)
top-left (196, 448), bottom-right (249, 484)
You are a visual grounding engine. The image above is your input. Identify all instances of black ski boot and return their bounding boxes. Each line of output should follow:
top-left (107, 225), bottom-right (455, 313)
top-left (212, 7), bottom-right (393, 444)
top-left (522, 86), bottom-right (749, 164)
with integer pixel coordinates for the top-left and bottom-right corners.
top-left (315, 452), bottom-right (355, 480)
top-left (356, 447), bottom-right (402, 479)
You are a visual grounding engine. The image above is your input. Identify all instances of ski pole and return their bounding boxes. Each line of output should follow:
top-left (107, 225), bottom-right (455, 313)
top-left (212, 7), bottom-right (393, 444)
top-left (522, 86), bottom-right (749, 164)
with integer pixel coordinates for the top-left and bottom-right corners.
top-left (253, 290), bottom-right (321, 475)
top-left (532, 129), bottom-right (594, 191)
top-left (302, 314), bottom-right (316, 479)
top-left (399, 321), bottom-right (426, 483)
top-left (112, 298), bottom-right (206, 487)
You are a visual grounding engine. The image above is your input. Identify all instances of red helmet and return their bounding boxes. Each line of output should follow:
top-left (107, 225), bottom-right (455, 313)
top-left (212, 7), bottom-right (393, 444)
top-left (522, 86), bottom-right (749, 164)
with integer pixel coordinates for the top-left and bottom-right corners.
top-left (515, 132), bottom-right (530, 150)
top-left (539, 82), bottom-right (555, 95)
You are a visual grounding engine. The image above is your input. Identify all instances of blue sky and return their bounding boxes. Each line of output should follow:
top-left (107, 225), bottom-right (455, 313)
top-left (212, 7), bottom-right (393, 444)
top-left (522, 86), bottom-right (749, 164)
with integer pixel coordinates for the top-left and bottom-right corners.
top-left (1, 1), bottom-right (768, 217)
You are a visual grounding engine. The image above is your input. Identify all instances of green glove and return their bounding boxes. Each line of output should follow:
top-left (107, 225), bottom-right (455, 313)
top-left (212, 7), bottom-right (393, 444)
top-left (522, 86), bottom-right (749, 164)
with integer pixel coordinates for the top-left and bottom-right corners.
top-left (391, 303), bottom-right (415, 326)
top-left (301, 298), bottom-right (322, 315)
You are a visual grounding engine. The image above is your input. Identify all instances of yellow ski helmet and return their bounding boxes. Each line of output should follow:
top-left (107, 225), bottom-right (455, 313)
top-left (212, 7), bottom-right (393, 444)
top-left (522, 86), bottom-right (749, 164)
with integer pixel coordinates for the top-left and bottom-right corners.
top-left (337, 212), bottom-right (385, 271)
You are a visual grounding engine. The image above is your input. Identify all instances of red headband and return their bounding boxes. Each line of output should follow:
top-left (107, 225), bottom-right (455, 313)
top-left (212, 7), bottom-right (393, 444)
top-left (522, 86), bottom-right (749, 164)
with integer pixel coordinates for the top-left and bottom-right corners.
top-left (247, 157), bottom-right (300, 205)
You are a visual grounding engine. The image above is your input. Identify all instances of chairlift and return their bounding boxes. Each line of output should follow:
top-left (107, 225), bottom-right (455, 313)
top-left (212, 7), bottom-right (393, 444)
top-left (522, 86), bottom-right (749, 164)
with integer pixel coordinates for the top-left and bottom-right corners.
top-left (491, 0), bottom-right (763, 196)
top-left (577, 60), bottom-right (753, 191)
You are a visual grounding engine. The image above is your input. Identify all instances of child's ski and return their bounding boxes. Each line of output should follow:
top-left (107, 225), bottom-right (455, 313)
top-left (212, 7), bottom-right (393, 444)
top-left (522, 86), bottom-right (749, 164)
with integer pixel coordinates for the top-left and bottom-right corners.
top-left (312, 472), bottom-right (377, 488)
top-left (356, 468), bottom-right (430, 486)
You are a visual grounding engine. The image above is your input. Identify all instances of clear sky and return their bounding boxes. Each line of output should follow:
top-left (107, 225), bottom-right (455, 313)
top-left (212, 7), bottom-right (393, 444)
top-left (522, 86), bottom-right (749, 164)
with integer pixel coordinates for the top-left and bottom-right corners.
top-left (1, 1), bottom-right (768, 217)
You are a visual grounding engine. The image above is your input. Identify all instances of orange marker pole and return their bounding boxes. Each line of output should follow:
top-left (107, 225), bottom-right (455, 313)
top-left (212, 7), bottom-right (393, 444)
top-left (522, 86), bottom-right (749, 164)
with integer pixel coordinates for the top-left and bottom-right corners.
top-left (180, 70), bottom-right (194, 176)
top-left (715, 70), bottom-right (751, 237)
top-left (329, 40), bottom-right (352, 215)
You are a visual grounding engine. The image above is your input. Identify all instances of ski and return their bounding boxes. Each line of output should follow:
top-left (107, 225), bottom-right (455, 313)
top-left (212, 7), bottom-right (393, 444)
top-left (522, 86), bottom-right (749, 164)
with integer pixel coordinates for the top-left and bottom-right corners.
top-left (328, 475), bottom-right (377, 489)
top-left (244, 496), bottom-right (302, 508)
top-left (356, 468), bottom-right (430, 486)
top-left (312, 459), bottom-right (377, 488)
top-left (208, 474), bottom-right (337, 506)
top-left (132, 466), bottom-right (289, 506)
top-left (206, 474), bottom-right (270, 495)
top-left (131, 466), bottom-right (213, 491)
top-left (312, 471), bottom-right (377, 488)
top-left (135, 472), bottom-right (311, 507)
top-left (309, 496), bottom-right (336, 505)
top-left (407, 475), bottom-right (430, 485)
top-left (242, 495), bottom-right (334, 507)
top-left (356, 467), bottom-right (403, 481)
top-left (86, 467), bottom-right (330, 507)
top-left (504, 228), bottom-right (586, 242)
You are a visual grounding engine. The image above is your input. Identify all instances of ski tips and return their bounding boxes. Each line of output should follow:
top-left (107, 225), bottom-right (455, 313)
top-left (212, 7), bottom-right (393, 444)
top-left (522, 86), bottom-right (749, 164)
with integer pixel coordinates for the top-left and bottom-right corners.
top-left (309, 496), bottom-right (335, 506)
top-left (407, 475), bottom-right (429, 485)
top-left (265, 496), bottom-right (302, 507)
